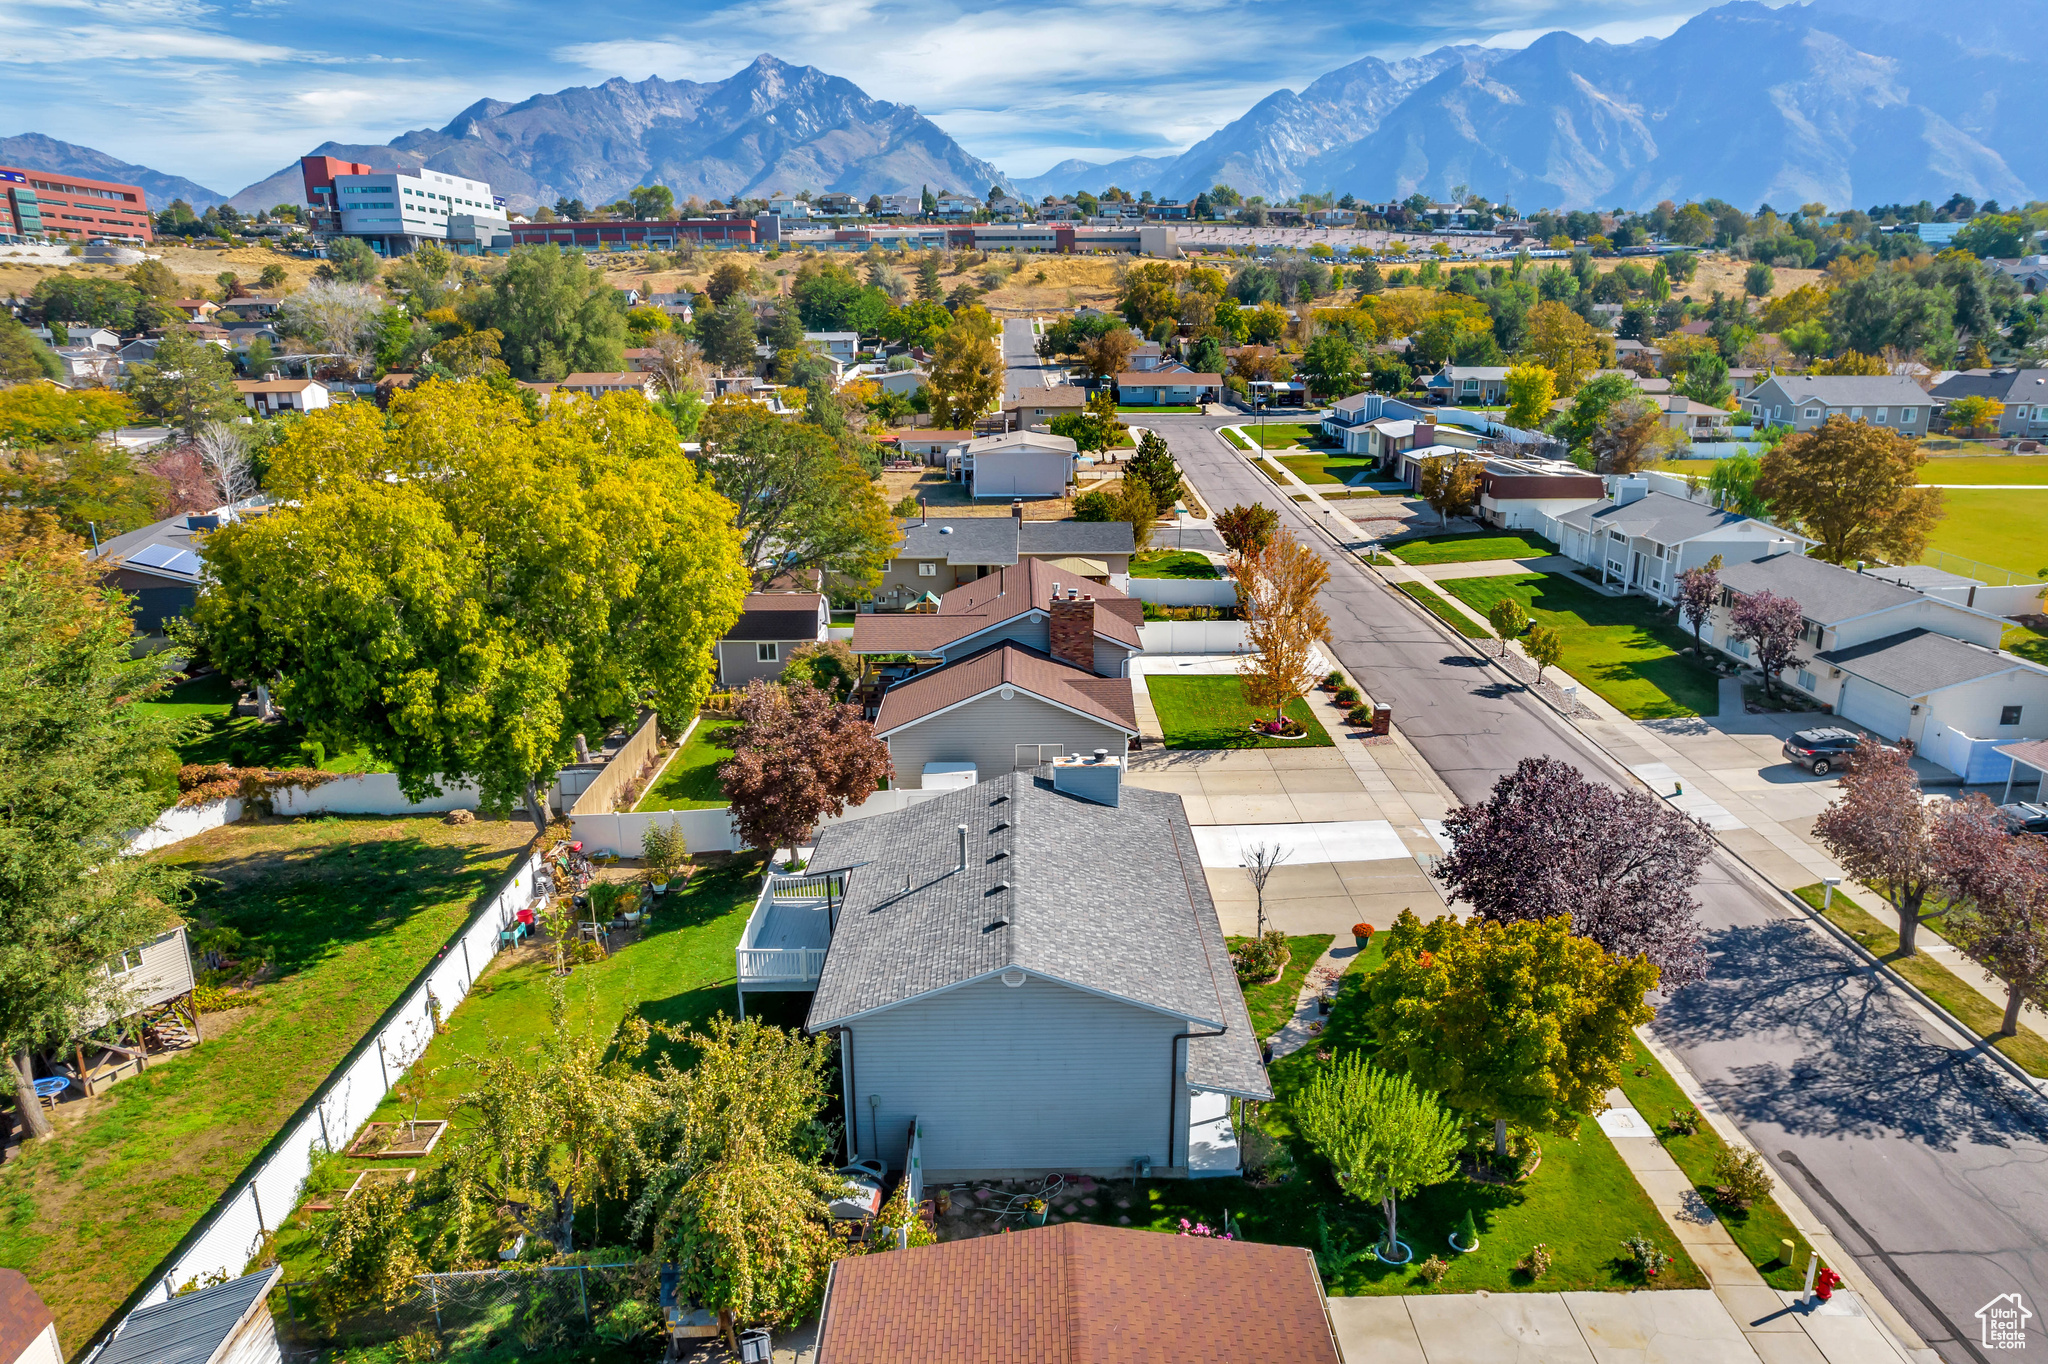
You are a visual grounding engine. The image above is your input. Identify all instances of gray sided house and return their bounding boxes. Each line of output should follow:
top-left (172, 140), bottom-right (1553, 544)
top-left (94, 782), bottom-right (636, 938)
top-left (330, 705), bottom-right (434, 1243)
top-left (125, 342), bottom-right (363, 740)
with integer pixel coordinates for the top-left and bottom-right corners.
top-left (89, 503), bottom-right (271, 634)
top-left (959, 431), bottom-right (1077, 500)
top-left (716, 592), bottom-right (829, 687)
top-left (1741, 375), bottom-right (1935, 434)
top-left (1556, 490), bottom-right (1810, 605)
top-left (1927, 367), bottom-right (2048, 439)
top-left (871, 514), bottom-right (1134, 611)
top-left (1426, 365), bottom-right (1510, 406)
top-left (775, 768), bottom-right (1270, 1181)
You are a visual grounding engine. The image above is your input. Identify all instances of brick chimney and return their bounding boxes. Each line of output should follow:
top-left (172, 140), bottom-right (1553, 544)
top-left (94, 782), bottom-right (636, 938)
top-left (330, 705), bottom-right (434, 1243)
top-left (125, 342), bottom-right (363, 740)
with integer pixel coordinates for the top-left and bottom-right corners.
top-left (1011, 498), bottom-right (1024, 520)
top-left (1413, 419), bottom-right (1437, 449)
top-left (1049, 590), bottom-right (1096, 671)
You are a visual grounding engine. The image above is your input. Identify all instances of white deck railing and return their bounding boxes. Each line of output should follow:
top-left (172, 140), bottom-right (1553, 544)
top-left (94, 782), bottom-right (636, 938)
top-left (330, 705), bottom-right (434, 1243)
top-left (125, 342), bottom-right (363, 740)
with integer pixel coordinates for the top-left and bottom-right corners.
top-left (734, 866), bottom-right (859, 1012)
top-left (737, 947), bottom-right (829, 983)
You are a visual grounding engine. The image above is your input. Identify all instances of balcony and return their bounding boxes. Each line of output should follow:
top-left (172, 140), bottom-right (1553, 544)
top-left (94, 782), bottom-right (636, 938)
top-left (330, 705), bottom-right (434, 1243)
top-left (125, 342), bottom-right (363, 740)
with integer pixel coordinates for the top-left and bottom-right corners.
top-left (735, 866), bottom-right (857, 1014)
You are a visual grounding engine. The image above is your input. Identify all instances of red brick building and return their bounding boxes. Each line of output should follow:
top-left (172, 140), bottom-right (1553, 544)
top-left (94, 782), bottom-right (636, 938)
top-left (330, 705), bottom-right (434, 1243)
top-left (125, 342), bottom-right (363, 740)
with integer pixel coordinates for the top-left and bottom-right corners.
top-left (507, 217), bottom-right (763, 249)
top-left (0, 165), bottom-right (153, 242)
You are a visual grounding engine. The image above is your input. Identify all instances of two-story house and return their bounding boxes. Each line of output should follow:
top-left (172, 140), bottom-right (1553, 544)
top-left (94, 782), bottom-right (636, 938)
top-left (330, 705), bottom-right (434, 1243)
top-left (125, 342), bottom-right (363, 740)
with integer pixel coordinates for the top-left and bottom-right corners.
top-left (870, 513), bottom-right (1134, 609)
top-left (1555, 489), bottom-right (1812, 603)
top-left (1928, 368), bottom-right (2048, 440)
top-left (1424, 365), bottom-right (1510, 406)
top-left (1742, 375), bottom-right (1936, 434)
top-left (805, 331), bottom-right (860, 366)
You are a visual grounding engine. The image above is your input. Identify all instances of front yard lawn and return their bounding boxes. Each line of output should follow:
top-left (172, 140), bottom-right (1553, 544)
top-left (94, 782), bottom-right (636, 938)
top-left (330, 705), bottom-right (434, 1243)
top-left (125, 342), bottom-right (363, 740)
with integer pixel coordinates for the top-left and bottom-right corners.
top-left (1242, 422), bottom-right (1319, 449)
top-left (136, 673), bottom-right (390, 774)
top-left (1277, 453), bottom-right (1377, 485)
top-left (633, 715), bottom-right (740, 811)
top-left (0, 815), bottom-right (531, 1352)
top-left (1222, 427), bottom-right (1253, 450)
top-left (1614, 1037), bottom-right (1815, 1291)
top-left (1392, 531), bottom-right (1559, 565)
top-left (1396, 581), bottom-right (1489, 638)
top-left (1922, 487), bottom-right (2048, 579)
top-left (1132, 549), bottom-right (1221, 580)
top-left (1231, 934), bottom-right (1335, 1038)
top-left (1437, 573), bottom-right (1719, 719)
top-left (1792, 883), bottom-right (2048, 1078)
top-left (1147, 675), bottom-right (1335, 750)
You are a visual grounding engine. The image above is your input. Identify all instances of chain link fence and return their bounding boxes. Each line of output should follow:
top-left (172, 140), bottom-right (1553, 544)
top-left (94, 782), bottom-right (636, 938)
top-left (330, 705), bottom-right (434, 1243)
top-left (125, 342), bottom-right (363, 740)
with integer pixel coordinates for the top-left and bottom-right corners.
top-left (276, 1261), bottom-right (665, 1356)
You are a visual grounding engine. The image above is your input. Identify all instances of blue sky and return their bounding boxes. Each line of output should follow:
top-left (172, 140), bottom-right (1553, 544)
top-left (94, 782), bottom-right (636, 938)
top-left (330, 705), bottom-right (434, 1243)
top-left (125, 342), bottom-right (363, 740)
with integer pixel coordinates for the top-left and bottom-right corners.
top-left (2, 0), bottom-right (1733, 194)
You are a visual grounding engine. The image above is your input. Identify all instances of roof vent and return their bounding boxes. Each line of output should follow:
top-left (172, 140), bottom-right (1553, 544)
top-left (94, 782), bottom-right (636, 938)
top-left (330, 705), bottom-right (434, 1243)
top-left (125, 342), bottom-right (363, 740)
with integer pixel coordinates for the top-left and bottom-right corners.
top-left (1001, 968), bottom-right (1026, 987)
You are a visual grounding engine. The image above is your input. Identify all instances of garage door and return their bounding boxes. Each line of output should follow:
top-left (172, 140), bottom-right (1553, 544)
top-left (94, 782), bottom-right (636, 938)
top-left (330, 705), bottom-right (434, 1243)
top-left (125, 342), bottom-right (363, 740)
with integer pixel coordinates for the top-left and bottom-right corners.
top-left (1838, 677), bottom-right (1915, 741)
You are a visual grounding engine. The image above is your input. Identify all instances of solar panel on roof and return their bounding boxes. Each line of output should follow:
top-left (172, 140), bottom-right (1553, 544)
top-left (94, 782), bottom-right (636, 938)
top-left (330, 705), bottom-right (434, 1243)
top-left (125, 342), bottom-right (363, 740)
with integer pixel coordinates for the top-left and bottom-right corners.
top-left (161, 550), bottom-right (201, 577)
top-left (126, 542), bottom-right (181, 568)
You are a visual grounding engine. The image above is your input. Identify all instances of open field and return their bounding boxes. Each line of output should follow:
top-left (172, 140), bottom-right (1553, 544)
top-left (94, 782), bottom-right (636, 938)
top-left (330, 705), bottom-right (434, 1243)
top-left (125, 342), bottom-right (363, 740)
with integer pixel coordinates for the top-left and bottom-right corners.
top-left (1921, 488), bottom-right (2048, 578)
top-left (1438, 573), bottom-right (1719, 718)
top-left (0, 815), bottom-right (530, 1352)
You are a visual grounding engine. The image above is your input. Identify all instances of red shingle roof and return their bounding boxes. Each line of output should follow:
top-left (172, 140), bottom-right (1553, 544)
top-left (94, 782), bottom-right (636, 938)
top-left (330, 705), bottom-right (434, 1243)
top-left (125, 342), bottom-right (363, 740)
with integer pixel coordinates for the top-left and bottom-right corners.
top-left (815, 1222), bottom-right (1340, 1364)
top-left (874, 642), bottom-right (1136, 735)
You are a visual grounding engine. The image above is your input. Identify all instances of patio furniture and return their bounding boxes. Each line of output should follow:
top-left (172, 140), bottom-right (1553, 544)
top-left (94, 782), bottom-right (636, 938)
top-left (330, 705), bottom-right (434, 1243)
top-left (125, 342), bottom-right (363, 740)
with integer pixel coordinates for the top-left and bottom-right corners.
top-left (32, 1076), bottom-right (67, 1110)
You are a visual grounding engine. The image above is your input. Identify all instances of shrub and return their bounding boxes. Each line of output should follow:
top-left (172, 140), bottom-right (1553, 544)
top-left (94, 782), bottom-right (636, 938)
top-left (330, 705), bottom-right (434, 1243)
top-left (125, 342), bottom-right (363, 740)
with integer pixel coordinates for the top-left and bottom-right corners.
top-left (1417, 1254), bottom-right (1450, 1284)
top-left (1621, 1233), bottom-right (1671, 1280)
top-left (1452, 1208), bottom-right (1478, 1250)
top-left (642, 821), bottom-right (687, 882)
top-left (1667, 1106), bottom-right (1702, 1136)
top-left (1515, 1243), bottom-right (1553, 1279)
top-left (1711, 1147), bottom-right (1774, 1211)
top-left (1334, 686), bottom-right (1360, 705)
top-left (1238, 1105), bottom-right (1295, 1185)
top-left (864, 1185), bottom-right (937, 1251)
top-left (1323, 670), bottom-right (1344, 688)
top-left (1346, 703), bottom-right (1374, 726)
top-left (891, 494), bottom-right (921, 517)
top-left (1232, 929), bottom-right (1289, 982)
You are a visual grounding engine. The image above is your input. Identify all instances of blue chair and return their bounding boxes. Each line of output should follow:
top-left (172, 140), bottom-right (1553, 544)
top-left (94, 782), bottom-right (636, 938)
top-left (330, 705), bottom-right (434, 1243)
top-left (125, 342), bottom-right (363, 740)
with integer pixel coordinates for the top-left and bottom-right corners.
top-left (32, 1076), bottom-right (67, 1109)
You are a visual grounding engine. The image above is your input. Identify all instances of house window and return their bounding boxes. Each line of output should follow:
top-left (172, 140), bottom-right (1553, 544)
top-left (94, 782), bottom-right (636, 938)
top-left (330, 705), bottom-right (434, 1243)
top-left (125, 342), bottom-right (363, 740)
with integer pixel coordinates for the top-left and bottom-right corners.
top-left (111, 946), bottom-right (145, 975)
top-left (2002, 705), bottom-right (2024, 726)
top-left (916, 561), bottom-right (936, 576)
top-left (756, 642), bottom-right (779, 663)
top-left (1804, 407), bottom-right (1821, 419)
top-left (1849, 407), bottom-right (1863, 419)
top-left (1726, 636), bottom-right (1751, 659)
top-left (1797, 669), bottom-right (1818, 693)
top-left (1873, 408), bottom-right (1888, 423)
top-left (1900, 407), bottom-right (1916, 423)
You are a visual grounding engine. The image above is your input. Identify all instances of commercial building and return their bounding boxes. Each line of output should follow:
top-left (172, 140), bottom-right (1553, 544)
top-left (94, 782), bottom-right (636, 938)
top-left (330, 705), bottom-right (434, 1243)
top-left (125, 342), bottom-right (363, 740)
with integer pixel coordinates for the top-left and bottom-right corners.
top-left (506, 217), bottom-right (766, 250)
top-left (299, 156), bottom-right (509, 256)
top-left (0, 165), bottom-right (153, 243)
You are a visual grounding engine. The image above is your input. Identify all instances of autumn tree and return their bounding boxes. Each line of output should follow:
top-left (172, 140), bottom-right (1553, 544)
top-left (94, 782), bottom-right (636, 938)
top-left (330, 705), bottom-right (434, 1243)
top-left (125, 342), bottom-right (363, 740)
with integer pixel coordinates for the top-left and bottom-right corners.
top-left (1233, 526), bottom-right (1330, 724)
top-left (0, 512), bottom-right (187, 1140)
top-left (1503, 362), bottom-right (1556, 429)
top-left (1521, 300), bottom-right (1609, 393)
top-left (187, 381), bottom-right (747, 832)
top-left (1589, 397), bottom-right (1683, 475)
top-left (1729, 589), bottom-right (1804, 698)
top-left (1934, 795), bottom-right (2048, 1036)
top-left (1486, 598), bottom-right (1527, 656)
top-left (1944, 394), bottom-right (2001, 436)
top-left (696, 396), bottom-right (895, 591)
top-left (0, 386), bottom-right (132, 446)
top-left (1293, 1057), bottom-right (1460, 1259)
top-left (1812, 738), bottom-right (1946, 955)
top-left (1525, 622), bottom-right (1563, 684)
top-left (1418, 453), bottom-right (1480, 528)
top-left (1435, 755), bottom-right (1713, 987)
top-left (1215, 502), bottom-right (1279, 555)
top-left (1368, 909), bottom-right (1659, 1156)
top-left (926, 305), bottom-right (1003, 428)
top-left (1754, 416), bottom-right (1943, 565)
top-left (1676, 558), bottom-right (1721, 652)
top-left (1077, 327), bottom-right (1136, 384)
top-left (720, 680), bottom-right (893, 865)
top-left (1048, 390), bottom-right (1125, 459)
top-left (123, 328), bottom-right (242, 439)
top-left (1126, 429), bottom-right (1185, 513)
top-left (1111, 478), bottom-right (1159, 551)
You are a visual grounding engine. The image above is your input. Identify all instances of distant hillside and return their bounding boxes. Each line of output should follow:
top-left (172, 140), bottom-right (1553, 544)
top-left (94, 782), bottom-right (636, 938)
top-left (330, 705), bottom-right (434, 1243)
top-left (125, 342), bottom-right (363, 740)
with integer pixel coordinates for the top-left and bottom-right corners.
top-left (227, 55), bottom-right (1009, 213)
top-left (0, 133), bottom-right (226, 211)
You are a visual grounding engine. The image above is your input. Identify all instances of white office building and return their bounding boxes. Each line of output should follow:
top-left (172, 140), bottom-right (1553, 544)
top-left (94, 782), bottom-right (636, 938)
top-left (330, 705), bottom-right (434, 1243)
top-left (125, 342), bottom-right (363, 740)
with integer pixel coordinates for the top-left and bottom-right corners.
top-left (333, 169), bottom-right (509, 254)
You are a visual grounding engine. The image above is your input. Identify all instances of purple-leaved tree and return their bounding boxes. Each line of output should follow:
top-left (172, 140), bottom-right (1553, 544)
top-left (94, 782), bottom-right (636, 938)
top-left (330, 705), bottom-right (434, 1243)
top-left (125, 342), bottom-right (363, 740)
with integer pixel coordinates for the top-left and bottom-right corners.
top-left (1434, 756), bottom-right (1714, 987)
top-left (1676, 558), bottom-right (1721, 655)
top-left (1933, 794), bottom-right (2048, 1034)
top-left (1812, 738), bottom-right (1942, 955)
top-left (1729, 589), bottom-right (1804, 700)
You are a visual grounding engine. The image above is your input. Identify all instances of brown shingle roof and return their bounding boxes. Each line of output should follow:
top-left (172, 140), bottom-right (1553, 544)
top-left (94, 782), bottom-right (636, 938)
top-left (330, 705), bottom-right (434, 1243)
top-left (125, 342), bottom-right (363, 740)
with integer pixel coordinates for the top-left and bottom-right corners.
top-left (874, 643), bottom-right (1137, 736)
top-left (852, 558), bottom-right (1141, 656)
top-left (815, 1222), bottom-right (1340, 1364)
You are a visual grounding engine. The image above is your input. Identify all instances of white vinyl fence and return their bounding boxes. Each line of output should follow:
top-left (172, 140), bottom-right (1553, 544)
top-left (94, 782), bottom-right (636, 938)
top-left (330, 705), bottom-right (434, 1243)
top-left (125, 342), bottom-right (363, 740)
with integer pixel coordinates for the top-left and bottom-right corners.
top-left (1127, 577), bottom-right (1238, 607)
top-left (1138, 621), bottom-right (1251, 654)
top-left (127, 798), bottom-right (242, 855)
top-left (274, 773), bottom-right (484, 816)
top-left (129, 850), bottom-right (543, 1309)
top-left (571, 790), bottom-right (959, 859)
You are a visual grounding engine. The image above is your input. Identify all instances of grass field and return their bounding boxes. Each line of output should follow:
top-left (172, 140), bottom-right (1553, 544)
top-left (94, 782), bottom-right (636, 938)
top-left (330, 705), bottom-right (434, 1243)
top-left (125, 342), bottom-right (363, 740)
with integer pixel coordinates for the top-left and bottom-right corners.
top-left (2006, 622), bottom-right (2048, 668)
top-left (136, 673), bottom-right (390, 775)
top-left (1232, 934), bottom-right (1335, 1038)
top-left (1921, 487), bottom-right (2048, 578)
top-left (1222, 427), bottom-right (1252, 449)
top-left (1277, 453), bottom-right (1377, 484)
top-left (1132, 549), bottom-right (1220, 579)
top-left (1437, 573), bottom-right (1719, 719)
top-left (1395, 581), bottom-right (1490, 638)
top-left (0, 815), bottom-right (531, 1351)
top-left (1793, 883), bottom-right (2048, 1077)
top-left (633, 716), bottom-right (739, 812)
top-left (1242, 422), bottom-right (1320, 449)
top-left (1147, 675), bottom-right (1336, 750)
top-left (1915, 455), bottom-right (2048, 484)
top-left (1391, 531), bottom-right (1559, 565)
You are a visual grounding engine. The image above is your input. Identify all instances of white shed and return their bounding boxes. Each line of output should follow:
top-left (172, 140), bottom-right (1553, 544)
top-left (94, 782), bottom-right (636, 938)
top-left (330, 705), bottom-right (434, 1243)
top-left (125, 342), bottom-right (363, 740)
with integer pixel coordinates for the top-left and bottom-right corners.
top-left (964, 432), bottom-right (1077, 500)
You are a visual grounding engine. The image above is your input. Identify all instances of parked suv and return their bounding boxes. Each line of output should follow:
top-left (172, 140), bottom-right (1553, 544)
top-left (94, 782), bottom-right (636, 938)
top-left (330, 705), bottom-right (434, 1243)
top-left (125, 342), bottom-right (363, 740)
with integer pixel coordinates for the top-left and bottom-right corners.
top-left (1782, 727), bottom-right (1867, 775)
top-left (1996, 802), bottom-right (2048, 837)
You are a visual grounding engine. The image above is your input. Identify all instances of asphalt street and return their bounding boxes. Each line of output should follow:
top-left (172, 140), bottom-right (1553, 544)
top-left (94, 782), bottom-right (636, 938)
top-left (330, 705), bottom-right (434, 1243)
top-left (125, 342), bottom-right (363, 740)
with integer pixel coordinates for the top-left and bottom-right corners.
top-left (1001, 316), bottom-right (1053, 401)
top-left (1148, 410), bottom-right (2048, 1364)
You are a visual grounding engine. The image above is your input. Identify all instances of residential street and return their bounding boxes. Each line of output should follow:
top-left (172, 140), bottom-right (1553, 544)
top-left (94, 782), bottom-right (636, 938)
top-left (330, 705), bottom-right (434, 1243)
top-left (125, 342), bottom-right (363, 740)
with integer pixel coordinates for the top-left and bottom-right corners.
top-left (1001, 315), bottom-right (1053, 401)
top-left (1149, 410), bottom-right (2048, 1364)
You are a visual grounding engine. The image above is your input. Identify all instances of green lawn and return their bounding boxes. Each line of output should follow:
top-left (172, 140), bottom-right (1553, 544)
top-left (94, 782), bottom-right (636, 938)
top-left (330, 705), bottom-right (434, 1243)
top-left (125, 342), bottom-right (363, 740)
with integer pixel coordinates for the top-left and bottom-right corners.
top-left (1251, 456), bottom-right (1291, 486)
top-left (2005, 622), bottom-right (2048, 668)
top-left (1277, 453), bottom-right (1377, 485)
top-left (0, 816), bottom-right (532, 1352)
top-left (1223, 427), bottom-right (1253, 450)
top-left (1132, 550), bottom-right (1221, 580)
top-left (633, 716), bottom-right (739, 812)
top-left (1293, 490), bottom-right (1381, 501)
top-left (1792, 883), bottom-right (2048, 1077)
top-left (1242, 422), bottom-right (1320, 449)
top-left (1922, 487), bottom-right (2048, 579)
top-left (1147, 675), bottom-right (1336, 750)
top-left (1437, 573), bottom-right (1720, 719)
top-left (1231, 934), bottom-right (1335, 1038)
top-left (1391, 532), bottom-right (1560, 565)
top-left (1614, 1038), bottom-right (1814, 1290)
top-left (1396, 581), bottom-right (1489, 638)
top-left (1118, 404), bottom-right (1202, 413)
top-left (1916, 454), bottom-right (2048, 484)
top-left (136, 673), bottom-right (390, 775)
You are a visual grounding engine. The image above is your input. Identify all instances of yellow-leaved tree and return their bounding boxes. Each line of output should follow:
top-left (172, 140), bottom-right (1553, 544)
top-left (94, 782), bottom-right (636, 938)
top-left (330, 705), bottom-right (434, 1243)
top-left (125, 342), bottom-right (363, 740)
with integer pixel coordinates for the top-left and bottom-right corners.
top-left (1233, 526), bottom-right (1330, 727)
top-left (926, 305), bottom-right (1004, 428)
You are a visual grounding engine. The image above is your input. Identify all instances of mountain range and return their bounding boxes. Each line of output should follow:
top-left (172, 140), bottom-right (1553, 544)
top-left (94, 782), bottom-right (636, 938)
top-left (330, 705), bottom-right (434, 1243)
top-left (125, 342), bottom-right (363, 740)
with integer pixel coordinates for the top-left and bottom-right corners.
top-left (0, 133), bottom-right (227, 211)
top-left (222, 55), bottom-right (1007, 214)
top-left (12, 0), bottom-right (2048, 221)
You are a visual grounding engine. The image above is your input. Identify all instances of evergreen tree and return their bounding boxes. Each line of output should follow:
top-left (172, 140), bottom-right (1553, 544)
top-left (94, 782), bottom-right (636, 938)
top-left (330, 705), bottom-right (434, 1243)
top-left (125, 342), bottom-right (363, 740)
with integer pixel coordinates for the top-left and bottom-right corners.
top-left (1126, 429), bottom-right (1185, 512)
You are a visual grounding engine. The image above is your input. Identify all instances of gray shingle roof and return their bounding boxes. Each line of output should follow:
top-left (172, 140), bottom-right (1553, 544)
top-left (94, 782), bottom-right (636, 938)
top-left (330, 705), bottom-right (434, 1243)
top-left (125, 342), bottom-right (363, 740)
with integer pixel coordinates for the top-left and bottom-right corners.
top-left (1928, 369), bottom-right (2048, 404)
top-left (804, 773), bottom-right (1270, 1100)
top-left (895, 518), bottom-right (1021, 566)
top-left (1818, 629), bottom-right (2030, 696)
top-left (1556, 490), bottom-right (1764, 543)
top-left (95, 1267), bottom-right (281, 1364)
top-left (1718, 554), bottom-right (1923, 624)
top-left (1017, 521), bottom-right (1136, 556)
top-left (1765, 375), bottom-right (1932, 407)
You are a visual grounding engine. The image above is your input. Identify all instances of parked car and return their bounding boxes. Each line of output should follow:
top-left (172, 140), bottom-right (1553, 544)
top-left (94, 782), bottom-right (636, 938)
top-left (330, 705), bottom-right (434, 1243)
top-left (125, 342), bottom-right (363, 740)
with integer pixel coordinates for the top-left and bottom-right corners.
top-left (1996, 802), bottom-right (2048, 837)
top-left (1782, 727), bottom-right (1869, 775)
